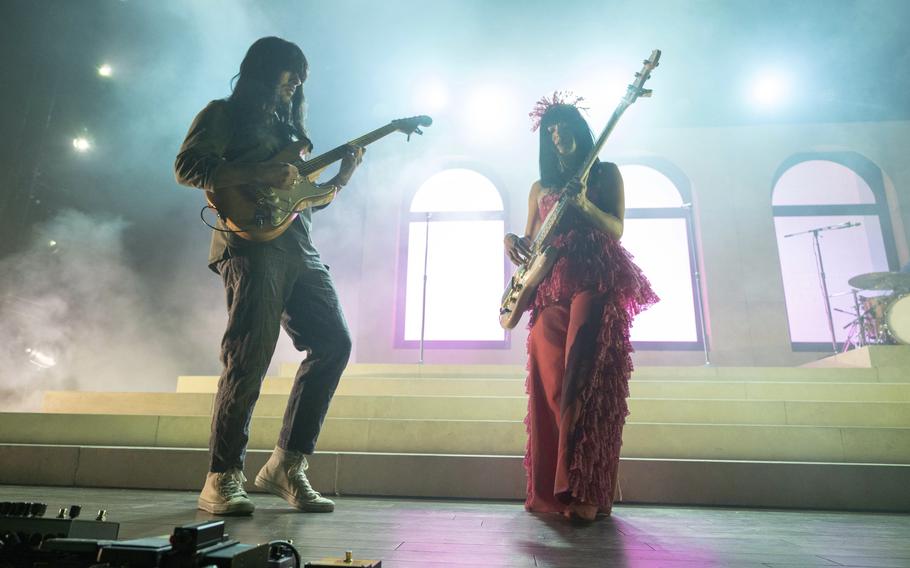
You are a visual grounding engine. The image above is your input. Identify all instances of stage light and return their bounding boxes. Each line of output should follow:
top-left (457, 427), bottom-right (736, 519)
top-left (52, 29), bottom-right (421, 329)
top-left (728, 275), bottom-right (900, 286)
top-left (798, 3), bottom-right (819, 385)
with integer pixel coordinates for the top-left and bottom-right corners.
top-left (465, 85), bottom-right (516, 140)
top-left (415, 78), bottom-right (448, 113)
top-left (98, 64), bottom-right (113, 77)
top-left (748, 71), bottom-right (790, 109)
top-left (25, 348), bottom-right (57, 369)
top-left (72, 137), bottom-right (91, 152)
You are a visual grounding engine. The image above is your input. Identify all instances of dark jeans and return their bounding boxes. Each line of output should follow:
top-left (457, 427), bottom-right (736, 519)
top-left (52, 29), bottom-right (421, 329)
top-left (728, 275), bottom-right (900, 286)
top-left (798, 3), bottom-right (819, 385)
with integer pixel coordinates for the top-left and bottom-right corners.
top-left (209, 249), bottom-right (351, 473)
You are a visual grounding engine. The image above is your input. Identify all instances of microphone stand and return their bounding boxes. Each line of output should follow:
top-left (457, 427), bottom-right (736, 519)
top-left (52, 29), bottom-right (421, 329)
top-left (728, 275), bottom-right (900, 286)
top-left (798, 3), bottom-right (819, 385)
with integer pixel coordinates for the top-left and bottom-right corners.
top-left (784, 222), bottom-right (860, 353)
top-left (418, 212), bottom-right (431, 364)
top-left (850, 289), bottom-right (867, 347)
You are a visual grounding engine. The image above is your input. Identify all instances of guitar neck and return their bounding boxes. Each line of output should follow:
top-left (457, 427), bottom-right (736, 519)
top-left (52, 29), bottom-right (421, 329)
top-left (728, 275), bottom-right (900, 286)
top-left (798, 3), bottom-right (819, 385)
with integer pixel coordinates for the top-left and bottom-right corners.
top-left (578, 99), bottom-right (631, 186)
top-left (528, 49), bottom-right (659, 256)
top-left (298, 122), bottom-right (399, 176)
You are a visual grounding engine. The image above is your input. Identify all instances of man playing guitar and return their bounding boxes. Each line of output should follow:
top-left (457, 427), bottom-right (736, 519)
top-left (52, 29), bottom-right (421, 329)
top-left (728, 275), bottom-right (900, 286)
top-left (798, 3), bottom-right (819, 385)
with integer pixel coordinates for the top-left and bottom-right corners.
top-left (175, 36), bottom-right (363, 515)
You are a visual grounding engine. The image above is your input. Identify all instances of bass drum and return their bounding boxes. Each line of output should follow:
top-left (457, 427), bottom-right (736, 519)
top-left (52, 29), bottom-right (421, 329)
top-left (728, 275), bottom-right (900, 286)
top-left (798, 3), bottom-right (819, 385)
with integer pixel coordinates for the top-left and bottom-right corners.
top-left (885, 295), bottom-right (910, 344)
top-left (861, 295), bottom-right (894, 344)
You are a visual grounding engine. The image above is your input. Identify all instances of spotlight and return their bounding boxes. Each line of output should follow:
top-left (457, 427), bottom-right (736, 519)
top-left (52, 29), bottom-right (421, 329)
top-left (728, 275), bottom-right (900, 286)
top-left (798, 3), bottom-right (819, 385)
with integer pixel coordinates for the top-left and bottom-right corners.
top-left (748, 71), bottom-right (790, 109)
top-left (25, 348), bottom-right (57, 369)
top-left (98, 64), bottom-right (113, 77)
top-left (72, 137), bottom-right (91, 152)
top-left (415, 78), bottom-right (448, 113)
top-left (465, 85), bottom-right (516, 140)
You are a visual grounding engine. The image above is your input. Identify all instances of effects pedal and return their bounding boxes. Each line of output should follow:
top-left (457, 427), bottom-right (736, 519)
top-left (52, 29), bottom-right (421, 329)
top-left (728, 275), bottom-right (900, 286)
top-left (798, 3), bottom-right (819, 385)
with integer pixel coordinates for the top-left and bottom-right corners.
top-left (0, 501), bottom-right (120, 541)
top-left (306, 550), bottom-right (381, 567)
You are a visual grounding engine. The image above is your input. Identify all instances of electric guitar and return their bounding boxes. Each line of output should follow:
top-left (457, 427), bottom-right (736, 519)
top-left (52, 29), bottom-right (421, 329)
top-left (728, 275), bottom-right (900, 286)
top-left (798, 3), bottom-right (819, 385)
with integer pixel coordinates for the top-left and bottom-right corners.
top-left (207, 115), bottom-right (432, 242)
top-left (498, 50), bottom-right (660, 329)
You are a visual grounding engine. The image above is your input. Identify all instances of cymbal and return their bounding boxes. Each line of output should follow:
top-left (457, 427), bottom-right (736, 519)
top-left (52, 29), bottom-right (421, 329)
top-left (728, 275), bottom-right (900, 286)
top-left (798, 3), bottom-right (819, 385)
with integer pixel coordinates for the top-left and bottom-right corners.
top-left (848, 271), bottom-right (910, 291)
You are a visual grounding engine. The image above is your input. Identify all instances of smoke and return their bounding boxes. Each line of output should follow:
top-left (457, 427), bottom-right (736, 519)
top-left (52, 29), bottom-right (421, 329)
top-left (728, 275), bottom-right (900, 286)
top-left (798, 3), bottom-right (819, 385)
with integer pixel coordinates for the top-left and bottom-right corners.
top-left (0, 209), bottom-right (207, 410)
top-left (3, 0), bottom-right (908, 383)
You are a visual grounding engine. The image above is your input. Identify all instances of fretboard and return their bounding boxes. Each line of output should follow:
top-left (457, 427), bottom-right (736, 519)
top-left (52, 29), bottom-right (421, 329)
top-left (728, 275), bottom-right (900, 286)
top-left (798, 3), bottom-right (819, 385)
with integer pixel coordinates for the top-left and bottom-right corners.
top-left (298, 123), bottom-right (399, 176)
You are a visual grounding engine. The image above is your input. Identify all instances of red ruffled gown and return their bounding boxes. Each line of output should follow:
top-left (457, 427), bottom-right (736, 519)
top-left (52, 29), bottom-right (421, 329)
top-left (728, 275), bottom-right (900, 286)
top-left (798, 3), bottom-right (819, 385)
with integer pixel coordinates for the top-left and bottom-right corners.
top-left (523, 189), bottom-right (658, 514)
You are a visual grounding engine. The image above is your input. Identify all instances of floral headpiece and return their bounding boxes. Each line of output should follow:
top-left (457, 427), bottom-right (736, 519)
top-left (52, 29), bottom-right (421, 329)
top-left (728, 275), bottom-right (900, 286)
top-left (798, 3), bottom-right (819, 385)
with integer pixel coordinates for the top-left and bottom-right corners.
top-left (528, 90), bottom-right (588, 132)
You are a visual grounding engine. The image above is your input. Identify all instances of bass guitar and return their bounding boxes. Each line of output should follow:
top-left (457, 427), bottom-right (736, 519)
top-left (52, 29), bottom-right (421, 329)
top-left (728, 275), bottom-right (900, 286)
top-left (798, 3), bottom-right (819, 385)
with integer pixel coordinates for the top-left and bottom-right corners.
top-left (207, 115), bottom-right (432, 242)
top-left (499, 50), bottom-right (660, 329)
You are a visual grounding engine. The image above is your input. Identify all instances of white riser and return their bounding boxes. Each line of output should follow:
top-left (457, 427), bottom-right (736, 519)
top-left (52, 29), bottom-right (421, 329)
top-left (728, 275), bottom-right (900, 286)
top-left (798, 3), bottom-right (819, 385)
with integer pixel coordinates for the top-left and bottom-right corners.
top-left (2, 412), bottom-right (908, 463)
top-left (175, 376), bottom-right (910, 402)
top-left (41, 392), bottom-right (910, 428)
top-left (287, 362), bottom-right (910, 382)
top-left (1, 444), bottom-right (907, 512)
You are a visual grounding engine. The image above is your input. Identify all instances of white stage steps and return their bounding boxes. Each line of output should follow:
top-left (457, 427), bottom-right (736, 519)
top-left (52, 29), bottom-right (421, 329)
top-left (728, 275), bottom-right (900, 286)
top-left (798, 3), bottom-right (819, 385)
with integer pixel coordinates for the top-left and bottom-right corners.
top-left (2, 352), bottom-right (909, 511)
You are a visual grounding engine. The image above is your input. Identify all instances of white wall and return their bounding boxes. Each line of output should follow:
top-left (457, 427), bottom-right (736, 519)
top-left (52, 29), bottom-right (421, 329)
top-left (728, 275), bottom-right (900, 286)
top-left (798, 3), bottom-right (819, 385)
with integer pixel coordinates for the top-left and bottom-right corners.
top-left (326, 120), bottom-right (910, 367)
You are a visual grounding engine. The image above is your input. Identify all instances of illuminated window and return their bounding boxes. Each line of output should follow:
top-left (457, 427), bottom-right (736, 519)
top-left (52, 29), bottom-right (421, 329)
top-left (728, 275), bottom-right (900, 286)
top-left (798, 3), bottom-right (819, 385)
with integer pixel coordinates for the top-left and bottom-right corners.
top-left (398, 168), bottom-right (507, 346)
top-left (772, 156), bottom-right (898, 349)
top-left (619, 164), bottom-right (703, 348)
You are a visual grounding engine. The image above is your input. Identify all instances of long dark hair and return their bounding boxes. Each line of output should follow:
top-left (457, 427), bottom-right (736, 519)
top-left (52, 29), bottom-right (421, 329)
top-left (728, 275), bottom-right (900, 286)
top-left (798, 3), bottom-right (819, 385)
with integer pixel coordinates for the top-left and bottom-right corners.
top-left (228, 36), bottom-right (308, 140)
top-left (538, 104), bottom-right (595, 189)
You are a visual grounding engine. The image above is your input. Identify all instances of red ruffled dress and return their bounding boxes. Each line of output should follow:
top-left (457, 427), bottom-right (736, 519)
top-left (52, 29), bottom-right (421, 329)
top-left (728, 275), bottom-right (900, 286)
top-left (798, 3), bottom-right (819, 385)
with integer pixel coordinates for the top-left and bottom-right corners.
top-left (523, 188), bottom-right (658, 514)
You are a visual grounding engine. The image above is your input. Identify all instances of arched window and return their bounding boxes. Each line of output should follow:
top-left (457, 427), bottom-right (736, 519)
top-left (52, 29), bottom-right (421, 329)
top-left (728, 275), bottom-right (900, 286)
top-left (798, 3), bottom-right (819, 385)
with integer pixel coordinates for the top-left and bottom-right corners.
top-left (619, 163), bottom-right (703, 348)
top-left (396, 168), bottom-right (507, 347)
top-left (772, 155), bottom-right (898, 349)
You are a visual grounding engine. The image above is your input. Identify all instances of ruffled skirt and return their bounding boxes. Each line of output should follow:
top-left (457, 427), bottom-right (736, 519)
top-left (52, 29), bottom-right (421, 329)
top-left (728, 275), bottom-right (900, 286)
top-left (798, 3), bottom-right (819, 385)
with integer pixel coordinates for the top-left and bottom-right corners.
top-left (524, 230), bottom-right (657, 512)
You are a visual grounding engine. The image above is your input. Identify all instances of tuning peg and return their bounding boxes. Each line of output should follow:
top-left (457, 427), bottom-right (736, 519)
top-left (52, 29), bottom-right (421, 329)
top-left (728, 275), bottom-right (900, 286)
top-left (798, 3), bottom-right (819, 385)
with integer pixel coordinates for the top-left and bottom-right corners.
top-left (639, 89), bottom-right (653, 97)
top-left (406, 127), bottom-right (424, 142)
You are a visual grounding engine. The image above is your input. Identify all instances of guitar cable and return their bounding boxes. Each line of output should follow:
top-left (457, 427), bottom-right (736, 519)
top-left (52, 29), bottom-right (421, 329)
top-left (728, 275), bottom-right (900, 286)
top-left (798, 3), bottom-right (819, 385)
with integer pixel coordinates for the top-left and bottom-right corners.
top-left (199, 205), bottom-right (247, 233)
top-left (268, 539), bottom-right (301, 567)
top-left (200, 185), bottom-right (323, 232)
top-left (199, 204), bottom-right (304, 233)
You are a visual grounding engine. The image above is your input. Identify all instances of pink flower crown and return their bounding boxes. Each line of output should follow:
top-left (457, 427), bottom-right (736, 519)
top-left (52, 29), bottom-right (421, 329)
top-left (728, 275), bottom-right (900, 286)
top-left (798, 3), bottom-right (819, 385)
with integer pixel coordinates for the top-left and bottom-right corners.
top-left (528, 90), bottom-right (589, 132)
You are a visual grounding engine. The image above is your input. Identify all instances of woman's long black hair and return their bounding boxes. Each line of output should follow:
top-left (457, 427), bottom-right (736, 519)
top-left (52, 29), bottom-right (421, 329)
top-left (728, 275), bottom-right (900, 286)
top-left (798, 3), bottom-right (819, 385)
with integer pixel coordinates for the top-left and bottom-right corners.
top-left (538, 104), bottom-right (595, 189)
top-left (228, 36), bottom-right (308, 141)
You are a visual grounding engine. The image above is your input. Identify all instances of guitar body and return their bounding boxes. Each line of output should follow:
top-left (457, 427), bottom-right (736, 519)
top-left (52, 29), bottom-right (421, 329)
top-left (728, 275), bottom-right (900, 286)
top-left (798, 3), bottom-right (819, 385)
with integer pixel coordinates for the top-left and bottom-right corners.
top-left (204, 115), bottom-right (433, 242)
top-left (499, 246), bottom-right (558, 329)
top-left (204, 142), bottom-right (335, 242)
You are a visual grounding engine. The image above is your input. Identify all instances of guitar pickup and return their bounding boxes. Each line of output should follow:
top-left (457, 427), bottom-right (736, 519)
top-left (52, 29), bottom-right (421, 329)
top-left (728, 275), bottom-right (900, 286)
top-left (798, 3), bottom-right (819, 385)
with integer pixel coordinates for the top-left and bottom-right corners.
top-left (254, 207), bottom-right (267, 228)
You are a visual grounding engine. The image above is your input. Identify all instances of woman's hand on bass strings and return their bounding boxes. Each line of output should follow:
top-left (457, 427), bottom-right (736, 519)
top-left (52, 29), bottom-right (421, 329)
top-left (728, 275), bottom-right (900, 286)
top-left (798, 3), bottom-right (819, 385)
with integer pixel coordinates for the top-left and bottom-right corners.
top-left (565, 177), bottom-right (592, 210)
top-left (504, 233), bottom-right (533, 266)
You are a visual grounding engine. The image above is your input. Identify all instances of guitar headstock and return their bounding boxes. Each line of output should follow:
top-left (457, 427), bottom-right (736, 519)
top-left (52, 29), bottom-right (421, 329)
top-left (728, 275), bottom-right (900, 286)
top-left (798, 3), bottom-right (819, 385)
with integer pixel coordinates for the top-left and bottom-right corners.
top-left (622, 49), bottom-right (661, 105)
top-left (392, 115), bottom-right (433, 140)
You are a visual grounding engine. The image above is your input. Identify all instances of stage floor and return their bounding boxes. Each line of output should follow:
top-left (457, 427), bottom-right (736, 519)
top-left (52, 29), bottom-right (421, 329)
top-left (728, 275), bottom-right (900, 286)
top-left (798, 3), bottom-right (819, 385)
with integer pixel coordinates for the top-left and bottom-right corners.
top-left (1, 485), bottom-right (908, 567)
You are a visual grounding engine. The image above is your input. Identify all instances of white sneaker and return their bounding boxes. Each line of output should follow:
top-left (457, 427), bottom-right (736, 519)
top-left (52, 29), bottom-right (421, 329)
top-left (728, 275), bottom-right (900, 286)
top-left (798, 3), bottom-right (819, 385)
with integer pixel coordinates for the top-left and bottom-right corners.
top-left (197, 469), bottom-right (255, 515)
top-left (255, 447), bottom-right (335, 512)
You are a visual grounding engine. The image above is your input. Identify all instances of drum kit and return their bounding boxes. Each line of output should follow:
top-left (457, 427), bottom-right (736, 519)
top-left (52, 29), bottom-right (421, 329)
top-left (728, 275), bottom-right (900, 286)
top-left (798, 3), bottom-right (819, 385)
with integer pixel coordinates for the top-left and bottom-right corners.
top-left (842, 271), bottom-right (910, 347)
